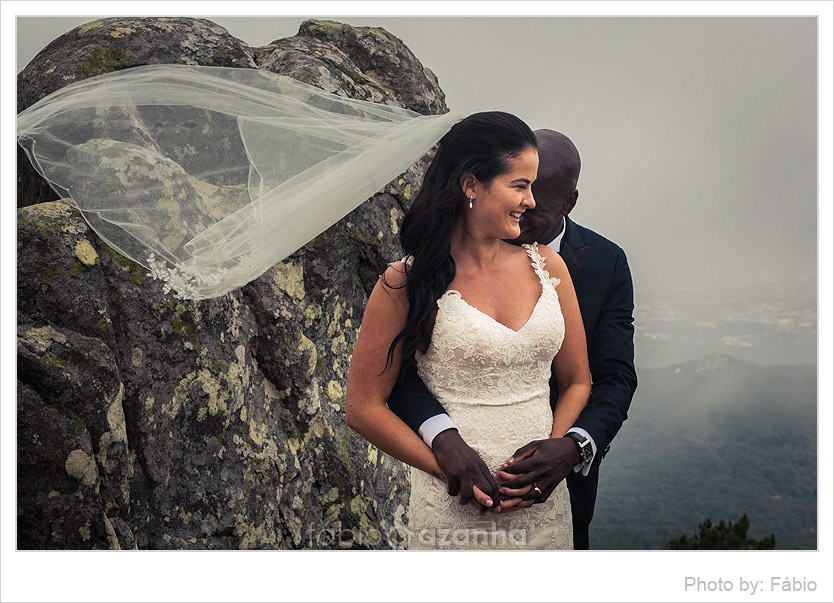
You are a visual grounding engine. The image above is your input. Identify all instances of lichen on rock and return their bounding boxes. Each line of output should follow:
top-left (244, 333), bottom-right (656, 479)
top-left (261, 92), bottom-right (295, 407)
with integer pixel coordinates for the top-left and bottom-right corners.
top-left (65, 449), bottom-right (99, 487)
top-left (17, 16), bottom-right (449, 550)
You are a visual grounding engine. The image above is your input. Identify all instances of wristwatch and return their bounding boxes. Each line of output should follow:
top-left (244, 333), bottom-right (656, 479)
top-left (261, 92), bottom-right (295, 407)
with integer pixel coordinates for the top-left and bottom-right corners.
top-left (564, 432), bottom-right (594, 465)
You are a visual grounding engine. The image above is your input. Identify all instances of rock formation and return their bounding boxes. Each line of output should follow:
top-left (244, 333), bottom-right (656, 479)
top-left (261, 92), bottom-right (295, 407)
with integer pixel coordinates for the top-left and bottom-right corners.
top-left (17, 17), bottom-right (447, 549)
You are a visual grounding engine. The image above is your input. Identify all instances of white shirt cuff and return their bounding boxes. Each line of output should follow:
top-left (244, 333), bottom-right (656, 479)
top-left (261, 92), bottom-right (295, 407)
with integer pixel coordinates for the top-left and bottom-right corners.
top-left (567, 427), bottom-right (597, 476)
top-left (418, 414), bottom-right (458, 449)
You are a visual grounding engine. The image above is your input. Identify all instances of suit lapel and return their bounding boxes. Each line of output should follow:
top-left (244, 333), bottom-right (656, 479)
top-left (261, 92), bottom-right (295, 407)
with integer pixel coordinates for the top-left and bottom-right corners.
top-left (559, 218), bottom-right (589, 280)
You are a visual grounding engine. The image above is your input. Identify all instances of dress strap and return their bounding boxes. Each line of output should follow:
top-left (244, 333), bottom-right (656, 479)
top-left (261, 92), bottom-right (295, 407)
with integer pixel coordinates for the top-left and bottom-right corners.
top-left (522, 242), bottom-right (561, 289)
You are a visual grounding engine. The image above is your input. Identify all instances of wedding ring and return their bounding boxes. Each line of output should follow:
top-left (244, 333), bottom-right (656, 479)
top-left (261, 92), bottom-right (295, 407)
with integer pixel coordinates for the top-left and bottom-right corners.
top-left (532, 485), bottom-right (543, 498)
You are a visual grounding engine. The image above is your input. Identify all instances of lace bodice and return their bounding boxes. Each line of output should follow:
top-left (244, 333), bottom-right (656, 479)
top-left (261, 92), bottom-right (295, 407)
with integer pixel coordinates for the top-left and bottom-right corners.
top-left (407, 243), bottom-right (573, 549)
top-left (416, 242), bottom-right (564, 411)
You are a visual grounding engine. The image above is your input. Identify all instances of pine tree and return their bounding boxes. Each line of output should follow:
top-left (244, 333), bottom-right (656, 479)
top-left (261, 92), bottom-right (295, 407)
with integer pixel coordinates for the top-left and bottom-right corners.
top-left (664, 514), bottom-right (776, 549)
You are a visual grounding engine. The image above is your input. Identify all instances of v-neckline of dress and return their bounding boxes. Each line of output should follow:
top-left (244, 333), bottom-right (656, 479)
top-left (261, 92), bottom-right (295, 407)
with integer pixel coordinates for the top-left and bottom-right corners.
top-left (443, 278), bottom-right (546, 335)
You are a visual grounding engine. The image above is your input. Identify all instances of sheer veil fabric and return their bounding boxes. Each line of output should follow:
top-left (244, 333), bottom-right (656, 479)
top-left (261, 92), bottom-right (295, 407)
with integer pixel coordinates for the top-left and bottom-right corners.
top-left (18, 64), bottom-right (459, 299)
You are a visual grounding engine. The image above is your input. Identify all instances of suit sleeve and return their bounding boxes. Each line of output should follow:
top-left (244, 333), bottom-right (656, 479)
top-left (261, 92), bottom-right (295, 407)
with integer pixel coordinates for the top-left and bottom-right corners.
top-left (386, 363), bottom-right (447, 433)
top-left (572, 248), bottom-right (637, 458)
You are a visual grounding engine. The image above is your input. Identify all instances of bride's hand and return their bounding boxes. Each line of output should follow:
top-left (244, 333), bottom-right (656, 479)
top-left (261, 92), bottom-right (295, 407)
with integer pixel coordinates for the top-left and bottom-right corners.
top-left (493, 485), bottom-right (535, 514)
top-left (474, 485), bottom-right (534, 515)
top-left (470, 485), bottom-right (501, 514)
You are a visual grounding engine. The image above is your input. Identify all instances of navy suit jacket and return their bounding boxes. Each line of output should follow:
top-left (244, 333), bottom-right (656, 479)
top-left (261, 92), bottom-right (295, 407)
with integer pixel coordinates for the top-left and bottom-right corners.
top-left (387, 217), bottom-right (637, 541)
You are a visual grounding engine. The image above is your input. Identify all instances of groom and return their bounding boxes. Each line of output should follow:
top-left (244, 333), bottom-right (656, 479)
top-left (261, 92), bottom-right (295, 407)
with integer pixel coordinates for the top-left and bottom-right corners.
top-left (386, 129), bottom-right (637, 549)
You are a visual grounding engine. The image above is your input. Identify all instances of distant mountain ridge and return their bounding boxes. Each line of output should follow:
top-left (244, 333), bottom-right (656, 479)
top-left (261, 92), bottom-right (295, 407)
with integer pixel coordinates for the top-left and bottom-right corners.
top-left (591, 354), bottom-right (816, 550)
top-left (673, 353), bottom-right (756, 373)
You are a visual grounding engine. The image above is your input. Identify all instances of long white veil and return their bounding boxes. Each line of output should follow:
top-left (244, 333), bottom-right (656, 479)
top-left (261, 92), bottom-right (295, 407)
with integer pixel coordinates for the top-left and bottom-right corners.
top-left (17, 64), bottom-right (459, 299)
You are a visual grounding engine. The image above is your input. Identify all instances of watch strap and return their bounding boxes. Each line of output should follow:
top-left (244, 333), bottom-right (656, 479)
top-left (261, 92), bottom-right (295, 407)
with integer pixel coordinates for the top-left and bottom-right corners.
top-left (564, 431), bottom-right (593, 465)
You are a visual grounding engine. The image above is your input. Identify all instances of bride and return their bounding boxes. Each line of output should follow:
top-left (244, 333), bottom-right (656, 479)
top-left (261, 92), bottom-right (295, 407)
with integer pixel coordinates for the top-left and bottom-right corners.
top-left (345, 111), bottom-right (591, 549)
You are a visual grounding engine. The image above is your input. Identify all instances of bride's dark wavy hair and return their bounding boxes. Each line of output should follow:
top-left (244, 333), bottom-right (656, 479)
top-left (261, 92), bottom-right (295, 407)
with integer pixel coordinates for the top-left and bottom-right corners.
top-left (384, 111), bottom-right (537, 377)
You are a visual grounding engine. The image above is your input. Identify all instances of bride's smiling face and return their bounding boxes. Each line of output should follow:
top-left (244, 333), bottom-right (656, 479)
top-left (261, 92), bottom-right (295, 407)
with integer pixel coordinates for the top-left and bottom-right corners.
top-left (465, 146), bottom-right (538, 240)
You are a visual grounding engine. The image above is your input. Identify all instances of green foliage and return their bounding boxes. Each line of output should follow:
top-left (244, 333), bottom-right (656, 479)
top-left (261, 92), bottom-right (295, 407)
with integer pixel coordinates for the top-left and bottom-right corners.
top-left (41, 266), bottom-right (58, 284)
top-left (171, 314), bottom-right (184, 335)
top-left (100, 244), bottom-right (144, 286)
top-left (350, 228), bottom-right (379, 247)
top-left (68, 260), bottom-right (86, 277)
top-left (664, 513), bottom-right (776, 550)
top-left (170, 313), bottom-right (200, 349)
top-left (81, 47), bottom-right (135, 78)
top-left (94, 318), bottom-right (111, 337)
top-left (129, 269), bottom-right (144, 287)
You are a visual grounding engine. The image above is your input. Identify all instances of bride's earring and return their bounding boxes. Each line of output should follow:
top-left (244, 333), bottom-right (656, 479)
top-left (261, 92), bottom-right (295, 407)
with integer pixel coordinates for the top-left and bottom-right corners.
top-left (469, 194), bottom-right (474, 209)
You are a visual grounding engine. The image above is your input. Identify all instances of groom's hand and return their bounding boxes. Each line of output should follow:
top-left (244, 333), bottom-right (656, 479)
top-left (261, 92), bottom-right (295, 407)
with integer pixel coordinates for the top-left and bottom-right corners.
top-left (433, 429), bottom-right (500, 510)
top-left (494, 437), bottom-right (581, 510)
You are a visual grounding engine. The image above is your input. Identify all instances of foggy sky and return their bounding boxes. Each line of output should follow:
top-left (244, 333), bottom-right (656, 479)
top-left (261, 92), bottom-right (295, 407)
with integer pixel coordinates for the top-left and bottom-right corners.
top-left (15, 15), bottom-right (819, 366)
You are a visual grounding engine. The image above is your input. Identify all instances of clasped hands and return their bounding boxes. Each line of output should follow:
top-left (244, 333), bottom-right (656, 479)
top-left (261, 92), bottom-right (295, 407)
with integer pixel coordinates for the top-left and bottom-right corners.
top-left (432, 429), bottom-right (581, 514)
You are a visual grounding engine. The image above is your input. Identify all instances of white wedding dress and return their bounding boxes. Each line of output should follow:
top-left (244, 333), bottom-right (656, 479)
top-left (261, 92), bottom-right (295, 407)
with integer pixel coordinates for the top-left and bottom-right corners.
top-left (407, 243), bottom-right (573, 550)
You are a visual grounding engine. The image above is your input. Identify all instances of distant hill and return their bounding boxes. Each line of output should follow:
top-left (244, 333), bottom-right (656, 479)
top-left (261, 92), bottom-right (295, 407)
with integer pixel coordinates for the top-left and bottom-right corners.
top-left (591, 354), bottom-right (817, 550)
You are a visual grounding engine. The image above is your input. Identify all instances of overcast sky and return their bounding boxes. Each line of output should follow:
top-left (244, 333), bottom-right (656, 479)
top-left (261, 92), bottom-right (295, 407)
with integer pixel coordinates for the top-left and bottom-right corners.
top-left (4, 5), bottom-right (834, 602)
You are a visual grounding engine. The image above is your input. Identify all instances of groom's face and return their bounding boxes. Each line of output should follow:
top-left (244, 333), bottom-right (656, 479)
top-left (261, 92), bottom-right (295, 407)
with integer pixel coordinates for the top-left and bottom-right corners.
top-left (514, 170), bottom-right (575, 245)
